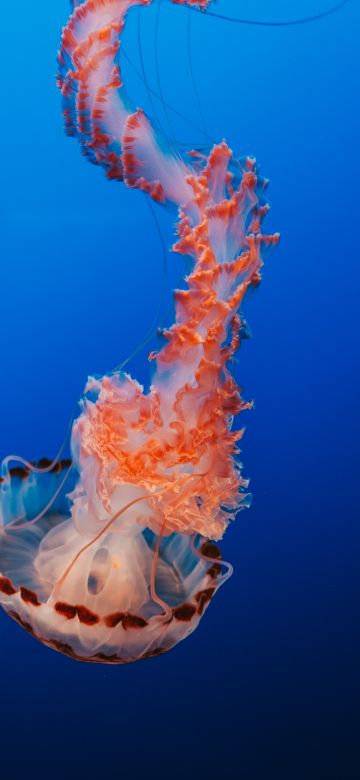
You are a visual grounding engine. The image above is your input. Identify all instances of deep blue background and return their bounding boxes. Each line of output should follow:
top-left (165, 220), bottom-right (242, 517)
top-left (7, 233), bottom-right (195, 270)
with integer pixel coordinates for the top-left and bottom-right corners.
top-left (0, 1), bottom-right (359, 778)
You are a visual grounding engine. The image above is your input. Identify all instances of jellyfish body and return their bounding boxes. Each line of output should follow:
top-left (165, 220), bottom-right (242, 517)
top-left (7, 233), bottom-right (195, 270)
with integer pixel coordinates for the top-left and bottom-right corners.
top-left (0, 465), bottom-right (226, 662)
top-left (0, 0), bottom-right (278, 662)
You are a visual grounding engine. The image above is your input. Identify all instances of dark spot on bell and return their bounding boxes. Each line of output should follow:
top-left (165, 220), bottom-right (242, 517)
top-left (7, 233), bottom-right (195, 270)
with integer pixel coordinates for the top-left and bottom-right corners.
top-left (173, 603), bottom-right (196, 621)
top-left (122, 614), bottom-right (147, 630)
top-left (0, 577), bottom-right (17, 596)
top-left (77, 605), bottom-right (99, 625)
top-left (50, 639), bottom-right (76, 658)
top-left (55, 601), bottom-right (77, 620)
top-left (8, 610), bottom-right (35, 636)
top-left (34, 458), bottom-right (52, 469)
top-left (31, 457), bottom-right (72, 474)
top-left (93, 653), bottom-right (121, 664)
top-left (142, 647), bottom-right (165, 659)
top-left (200, 542), bottom-right (221, 560)
top-left (207, 563), bottom-right (222, 579)
top-left (195, 587), bottom-right (215, 615)
top-left (104, 611), bottom-right (126, 628)
top-left (53, 458), bottom-right (72, 474)
top-left (20, 587), bottom-right (41, 607)
top-left (9, 467), bottom-right (30, 480)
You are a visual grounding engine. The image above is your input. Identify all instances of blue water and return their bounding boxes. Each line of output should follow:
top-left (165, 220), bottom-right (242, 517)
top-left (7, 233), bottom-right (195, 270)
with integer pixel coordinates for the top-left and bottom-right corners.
top-left (0, 1), bottom-right (359, 777)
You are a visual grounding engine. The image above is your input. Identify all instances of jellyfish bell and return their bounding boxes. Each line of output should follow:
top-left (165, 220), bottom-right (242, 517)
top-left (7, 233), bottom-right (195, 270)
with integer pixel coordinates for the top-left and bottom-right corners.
top-left (0, 459), bottom-right (228, 663)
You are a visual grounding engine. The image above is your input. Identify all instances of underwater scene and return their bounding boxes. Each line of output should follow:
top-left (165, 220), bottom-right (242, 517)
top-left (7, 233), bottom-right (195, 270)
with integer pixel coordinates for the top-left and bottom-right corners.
top-left (0, 1), bottom-right (359, 778)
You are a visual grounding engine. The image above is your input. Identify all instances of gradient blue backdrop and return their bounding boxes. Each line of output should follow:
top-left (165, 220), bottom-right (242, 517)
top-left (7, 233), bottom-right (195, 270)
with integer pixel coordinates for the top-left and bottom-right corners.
top-left (0, 1), bottom-right (359, 778)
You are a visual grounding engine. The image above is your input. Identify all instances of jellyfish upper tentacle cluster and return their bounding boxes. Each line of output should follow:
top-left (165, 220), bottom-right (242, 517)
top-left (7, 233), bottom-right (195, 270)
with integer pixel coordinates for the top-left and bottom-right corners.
top-left (0, 0), bottom-right (278, 663)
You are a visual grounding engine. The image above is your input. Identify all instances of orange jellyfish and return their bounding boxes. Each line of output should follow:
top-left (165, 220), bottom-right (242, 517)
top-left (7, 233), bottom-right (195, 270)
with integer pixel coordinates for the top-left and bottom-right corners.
top-left (0, 0), bottom-right (278, 663)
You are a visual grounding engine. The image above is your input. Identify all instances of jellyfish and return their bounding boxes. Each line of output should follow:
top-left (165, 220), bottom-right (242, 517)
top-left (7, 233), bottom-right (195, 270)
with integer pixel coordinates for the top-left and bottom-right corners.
top-left (0, 0), bottom-right (278, 663)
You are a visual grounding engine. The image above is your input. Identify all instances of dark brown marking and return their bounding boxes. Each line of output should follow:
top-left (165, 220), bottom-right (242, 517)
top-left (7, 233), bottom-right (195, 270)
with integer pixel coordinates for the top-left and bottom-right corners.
top-left (53, 458), bottom-right (72, 474)
top-left (54, 601), bottom-right (77, 620)
top-left (50, 639), bottom-right (77, 658)
top-left (77, 605), bottom-right (99, 626)
top-left (31, 457), bottom-right (72, 474)
top-left (9, 467), bottom-right (30, 480)
top-left (20, 587), bottom-right (41, 607)
top-left (195, 587), bottom-right (216, 615)
top-left (7, 610), bottom-right (35, 636)
top-left (0, 577), bottom-right (17, 596)
top-left (34, 458), bottom-right (52, 469)
top-left (104, 611), bottom-right (125, 628)
top-left (93, 653), bottom-right (121, 663)
top-left (207, 563), bottom-right (222, 579)
top-left (200, 542), bottom-right (221, 560)
top-left (122, 614), bottom-right (148, 630)
top-left (61, 458), bottom-right (72, 470)
top-left (173, 603), bottom-right (196, 621)
top-left (142, 647), bottom-right (166, 659)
